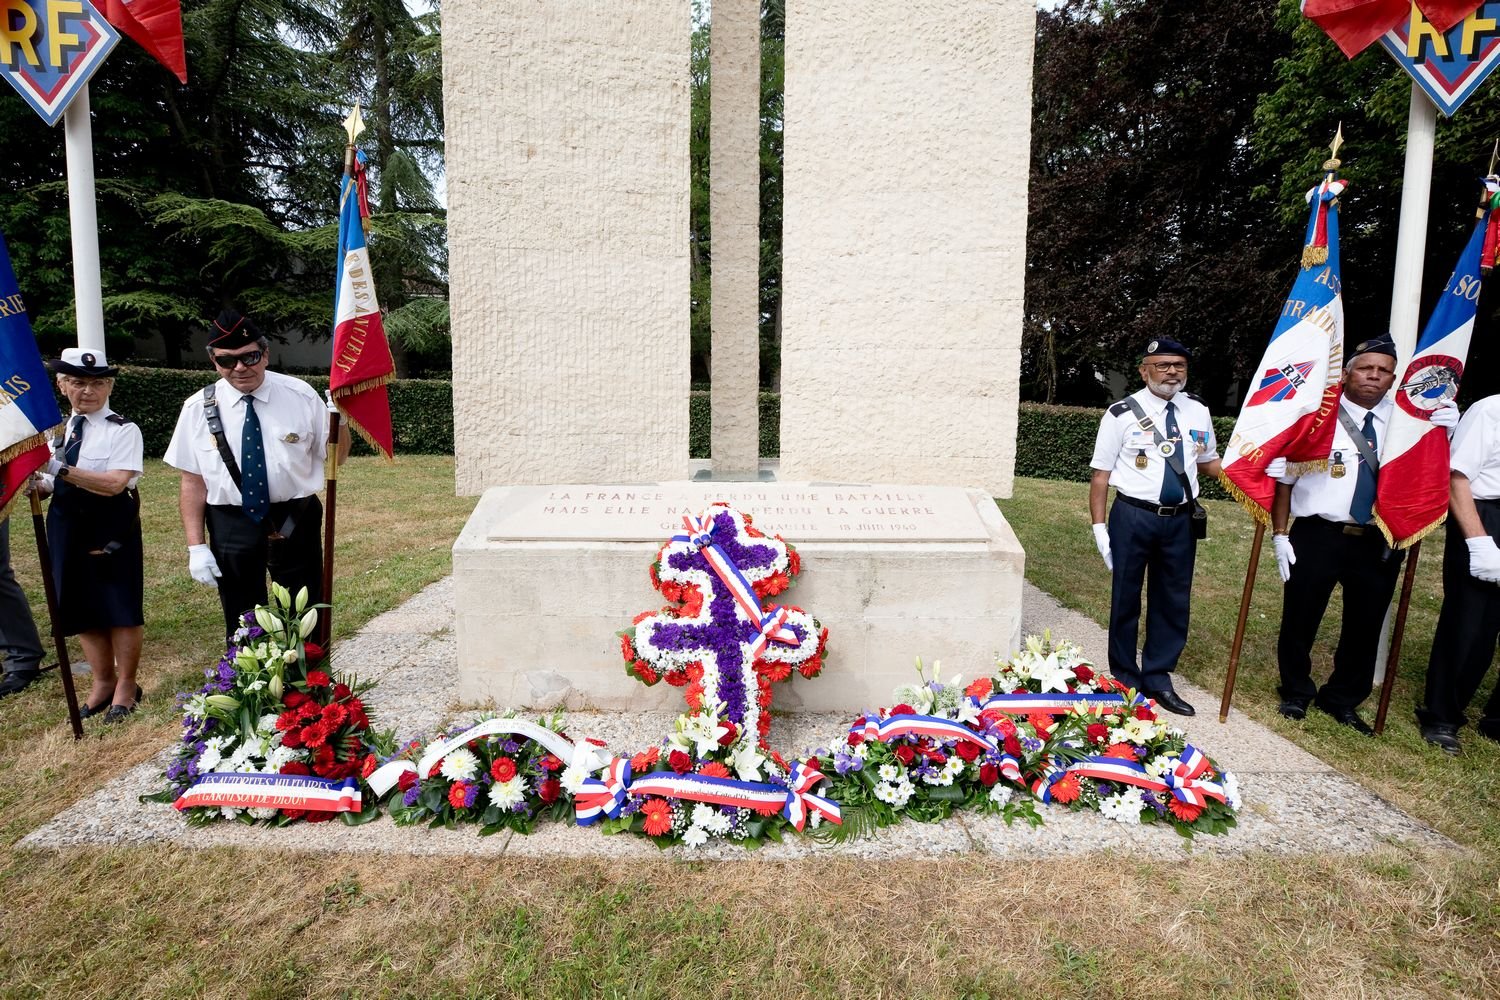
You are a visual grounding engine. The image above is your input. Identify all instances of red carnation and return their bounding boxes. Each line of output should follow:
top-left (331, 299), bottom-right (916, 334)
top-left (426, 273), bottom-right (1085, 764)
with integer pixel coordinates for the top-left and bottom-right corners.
top-left (1073, 665), bottom-right (1095, 683)
top-left (669, 750), bottom-right (693, 774)
top-left (894, 744), bottom-right (917, 765)
top-left (717, 721), bottom-right (738, 746)
top-left (332, 683), bottom-right (353, 701)
top-left (397, 769), bottom-right (418, 791)
top-left (538, 778), bottom-right (561, 804)
top-left (978, 762), bottom-right (1000, 786)
top-left (804, 755), bottom-right (823, 773)
top-left (305, 670), bottom-right (331, 688)
top-left (1086, 723), bottom-right (1110, 745)
top-left (891, 704), bottom-right (916, 717)
top-left (955, 741), bottom-right (982, 763)
top-left (768, 748), bottom-right (789, 770)
top-left (281, 728), bottom-right (304, 749)
top-left (492, 757), bottom-right (517, 782)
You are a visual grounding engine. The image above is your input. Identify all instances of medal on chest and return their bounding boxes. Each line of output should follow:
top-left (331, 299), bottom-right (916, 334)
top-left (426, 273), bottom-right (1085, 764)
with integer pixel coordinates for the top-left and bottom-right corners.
top-left (1135, 449), bottom-right (1148, 470)
top-left (1330, 450), bottom-right (1346, 479)
top-left (1158, 440), bottom-right (1176, 458)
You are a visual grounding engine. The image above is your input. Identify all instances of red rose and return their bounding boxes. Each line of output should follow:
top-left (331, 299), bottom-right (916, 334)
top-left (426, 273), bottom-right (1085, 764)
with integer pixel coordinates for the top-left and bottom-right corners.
top-left (332, 683), bottom-right (352, 701)
top-left (281, 728), bottom-right (304, 749)
top-left (1086, 723), bottom-right (1110, 744)
top-left (893, 745), bottom-right (916, 765)
top-left (997, 717), bottom-right (1018, 738)
top-left (280, 761), bottom-right (310, 776)
top-left (303, 642), bottom-right (324, 662)
top-left (1135, 705), bottom-right (1155, 721)
top-left (306, 811), bottom-right (334, 824)
top-left (492, 757), bottom-right (517, 782)
top-left (397, 769), bottom-right (418, 791)
top-left (891, 704), bottom-right (916, 717)
top-left (538, 778), bottom-right (561, 804)
top-left (1073, 665), bottom-right (1095, 683)
top-left (955, 741), bottom-right (982, 763)
top-left (1003, 735), bottom-right (1022, 757)
top-left (847, 731), bottom-right (865, 747)
top-left (669, 750), bottom-right (693, 774)
top-left (283, 691), bottom-right (308, 709)
top-left (804, 755), bottom-right (823, 773)
top-left (978, 762), bottom-right (999, 786)
top-left (360, 754), bottom-right (379, 778)
top-left (305, 670), bottom-right (331, 688)
top-left (718, 721), bottom-right (738, 746)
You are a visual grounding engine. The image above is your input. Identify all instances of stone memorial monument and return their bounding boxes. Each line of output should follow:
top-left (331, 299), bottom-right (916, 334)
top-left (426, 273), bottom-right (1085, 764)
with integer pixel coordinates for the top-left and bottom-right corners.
top-left (443, 0), bottom-right (1035, 712)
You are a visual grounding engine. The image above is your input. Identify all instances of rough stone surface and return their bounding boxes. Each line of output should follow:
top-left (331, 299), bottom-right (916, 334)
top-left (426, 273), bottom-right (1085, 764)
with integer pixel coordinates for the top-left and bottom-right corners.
top-left (709, 0), bottom-right (761, 476)
top-left (445, 1), bottom-right (690, 492)
top-left (21, 576), bottom-right (1451, 860)
top-left (778, 0), bottom-right (1034, 497)
top-left (453, 484), bottom-right (1025, 712)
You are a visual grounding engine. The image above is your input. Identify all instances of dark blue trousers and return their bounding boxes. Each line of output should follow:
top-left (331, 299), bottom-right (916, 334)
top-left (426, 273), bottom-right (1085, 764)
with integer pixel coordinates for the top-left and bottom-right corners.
top-left (1107, 498), bottom-right (1196, 693)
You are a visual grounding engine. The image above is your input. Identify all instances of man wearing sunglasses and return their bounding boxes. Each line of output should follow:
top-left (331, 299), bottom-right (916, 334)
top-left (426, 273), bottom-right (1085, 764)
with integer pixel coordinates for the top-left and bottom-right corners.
top-left (164, 310), bottom-right (350, 639)
top-left (1088, 338), bottom-right (1221, 716)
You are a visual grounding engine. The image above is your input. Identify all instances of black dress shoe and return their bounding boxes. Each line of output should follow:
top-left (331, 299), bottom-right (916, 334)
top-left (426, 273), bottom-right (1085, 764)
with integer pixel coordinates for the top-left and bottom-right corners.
top-left (1278, 697), bottom-right (1309, 721)
top-left (1420, 722), bottom-right (1461, 755)
top-left (103, 703), bottom-right (136, 724)
top-left (1148, 689), bottom-right (1196, 717)
top-left (1318, 702), bottom-right (1374, 736)
top-left (79, 699), bottom-right (111, 719)
top-left (0, 670), bottom-right (39, 699)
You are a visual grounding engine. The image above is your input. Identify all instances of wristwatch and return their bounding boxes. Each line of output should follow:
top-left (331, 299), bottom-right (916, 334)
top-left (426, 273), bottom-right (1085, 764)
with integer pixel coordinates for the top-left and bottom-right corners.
top-left (57, 467), bottom-right (70, 478)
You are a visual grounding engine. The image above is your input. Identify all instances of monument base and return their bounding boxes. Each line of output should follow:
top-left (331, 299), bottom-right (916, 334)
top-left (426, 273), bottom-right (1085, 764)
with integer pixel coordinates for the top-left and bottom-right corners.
top-left (453, 483), bottom-right (1025, 713)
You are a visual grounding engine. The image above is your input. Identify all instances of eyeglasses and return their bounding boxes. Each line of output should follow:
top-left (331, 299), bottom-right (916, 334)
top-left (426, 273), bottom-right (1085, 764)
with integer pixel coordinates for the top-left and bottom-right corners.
top-left (62, 377), bottom-right (110, 391)
top-left (211, 350), bottom-right (264, 369)
top-left (1146, 361), bottom-right (1188, 373)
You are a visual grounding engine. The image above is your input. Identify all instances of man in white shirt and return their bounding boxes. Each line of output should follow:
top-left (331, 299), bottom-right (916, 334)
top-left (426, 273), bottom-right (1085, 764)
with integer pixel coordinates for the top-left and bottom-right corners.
top-left (1270, 335), bottom-right (1457, 734)
top-left (164, 310), bottom-right (350, 639)
top-left (1417, 394), bottom-right (1500, 754)
top-left (1089, 338), bottom-right (1221, 716)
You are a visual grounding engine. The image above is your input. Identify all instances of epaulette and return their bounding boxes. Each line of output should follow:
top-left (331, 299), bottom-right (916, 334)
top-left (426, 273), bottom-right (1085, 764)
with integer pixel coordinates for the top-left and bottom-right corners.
top-left (106, 413), bottom-right (132, 425)
top-left (1108, 400), bottom-right (1133, 417)
top-left (1180, 391), bottom-right (1205, 404)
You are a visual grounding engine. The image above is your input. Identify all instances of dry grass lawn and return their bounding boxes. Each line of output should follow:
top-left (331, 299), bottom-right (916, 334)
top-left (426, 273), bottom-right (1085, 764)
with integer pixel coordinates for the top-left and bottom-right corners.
top-left (0, 470), bottom-right (1495, 999)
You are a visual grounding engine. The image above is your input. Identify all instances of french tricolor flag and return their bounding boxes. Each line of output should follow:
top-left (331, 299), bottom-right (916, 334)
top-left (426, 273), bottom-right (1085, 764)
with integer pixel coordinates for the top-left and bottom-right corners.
top-left (0, 230), bottom-right (63, 520)
top-left (331, 150), bottom-right (396, 460)
top-left (1375, 189), bottom-right (1491, 548)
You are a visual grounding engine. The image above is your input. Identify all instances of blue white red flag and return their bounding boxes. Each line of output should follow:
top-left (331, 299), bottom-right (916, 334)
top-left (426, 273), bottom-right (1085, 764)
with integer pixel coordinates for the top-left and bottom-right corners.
top-left (1374, 186), bottom-right (1492, 548)
top-left (1220, 169), bottom-right (1347, 523)
top-left (331, 149), bottom-right (395, 459)
top-left (0, 230), bottom-right (64, 521)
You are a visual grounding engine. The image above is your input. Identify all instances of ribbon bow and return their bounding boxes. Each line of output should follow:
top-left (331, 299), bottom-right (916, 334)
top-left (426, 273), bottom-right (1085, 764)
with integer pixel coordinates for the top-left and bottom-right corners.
top-left (781, 761), bottom-right (841, 831)
top-left (674, 509), bottom-right (798, 656)
top-left (574, 757), bottom-right (633, 826)
top-left (1162, 745), bottom-right (1226, 808)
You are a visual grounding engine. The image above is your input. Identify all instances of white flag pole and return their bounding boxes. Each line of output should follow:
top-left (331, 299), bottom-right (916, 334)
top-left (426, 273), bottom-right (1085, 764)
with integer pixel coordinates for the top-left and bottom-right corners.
top-left (1373, 82), bottom-right (1438, 689)
top-left (63, 84), bottom-right (105, 351)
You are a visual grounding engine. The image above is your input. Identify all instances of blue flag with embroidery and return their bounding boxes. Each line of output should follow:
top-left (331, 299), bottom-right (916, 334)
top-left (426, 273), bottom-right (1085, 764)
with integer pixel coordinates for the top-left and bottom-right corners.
top-left (0, 230), bottom-right (64, 520)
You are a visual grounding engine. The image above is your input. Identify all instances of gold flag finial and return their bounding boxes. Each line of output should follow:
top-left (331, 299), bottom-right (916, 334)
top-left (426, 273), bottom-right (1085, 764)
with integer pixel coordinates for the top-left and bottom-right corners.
top-left (1323, 123), bottom-right (1344, 171)
top-left (343, 102), bottom-right (365, 146)
top-left (1488, 137), bottom-right (1498, 178)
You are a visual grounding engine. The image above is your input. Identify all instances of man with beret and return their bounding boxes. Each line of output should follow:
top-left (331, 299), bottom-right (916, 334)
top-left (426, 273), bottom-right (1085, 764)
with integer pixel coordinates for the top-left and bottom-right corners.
top-left (1089, 337), bottom-right (1221, 716)
top-left (1269, 335), bottom-right (1457, 734)
top-left (1416, 393), bottom-right (1500, 754)
top-left (164, 310), bottom-right (349, 640)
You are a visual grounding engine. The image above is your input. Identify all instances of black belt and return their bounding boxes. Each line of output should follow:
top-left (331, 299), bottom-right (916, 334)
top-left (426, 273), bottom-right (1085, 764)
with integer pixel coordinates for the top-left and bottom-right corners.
top-left (1307, 516), bottom-right (1373, 537)
top-left (1116, 494), bottom-right (1194, 517)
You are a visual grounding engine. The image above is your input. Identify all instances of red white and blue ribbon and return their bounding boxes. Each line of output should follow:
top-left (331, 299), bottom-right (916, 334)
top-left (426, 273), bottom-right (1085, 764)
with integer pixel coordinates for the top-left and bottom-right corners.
top-left (367, 718), bottom-right (608, 798)
top-left (974, 692), bottom-right (1148, 715)
top-left (175, 772), bottom-right (362, 813)
top-left (674, 509), bottom-right (798, 658)
top-left (572, 760), bottom-right (841, 831)
top-left (1032, 744), bottom-right (1226, 807)
top-left (853, 713), bottom-right (1022, 782)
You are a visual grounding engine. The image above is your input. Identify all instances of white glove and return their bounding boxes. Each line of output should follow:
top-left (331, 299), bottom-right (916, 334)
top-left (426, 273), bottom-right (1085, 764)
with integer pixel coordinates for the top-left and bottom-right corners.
top-left (1466, 536), bottom-right (1500, 583)
top-left (1265, 457), bottom-right (1288, 480)
top-left (188, 544), bottom-right (223, 586)
top-left (1430, 401), bottom-right (1460, 433)
top-left (1092, 523), bottom-right (1113, 571)
top-left (44, 456), bottom-right (63, 476)
top-left (1272, 533), bottom-right (1296, 582)
top-left (324, 389), bottom-right (339, 414)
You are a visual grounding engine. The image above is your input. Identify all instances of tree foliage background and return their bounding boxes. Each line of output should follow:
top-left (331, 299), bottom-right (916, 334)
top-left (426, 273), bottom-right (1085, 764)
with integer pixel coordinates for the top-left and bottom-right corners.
top-left (1026, 0), bottom-right (1500, 407)
top-left (0, 0), bottom-right (447, 374)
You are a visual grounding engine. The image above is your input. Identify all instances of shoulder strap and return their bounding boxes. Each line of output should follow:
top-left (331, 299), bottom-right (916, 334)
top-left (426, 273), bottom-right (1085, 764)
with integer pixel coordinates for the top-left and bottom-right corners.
top-left (1121, 395), bottom-right (1193, 490)
top-left (201, 384), bottom-right (243, 491)
top-left (1335, 405), bottom-right (1380, 473)
top-left (1108, 399), bottom-right (1133, 417)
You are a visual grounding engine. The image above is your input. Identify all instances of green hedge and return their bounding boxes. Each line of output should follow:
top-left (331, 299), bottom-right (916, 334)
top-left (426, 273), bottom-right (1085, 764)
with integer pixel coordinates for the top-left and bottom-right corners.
top-left (109, 370), bottom-right (1227, 496)
top-left (108, 366), bottom-right (454, 457)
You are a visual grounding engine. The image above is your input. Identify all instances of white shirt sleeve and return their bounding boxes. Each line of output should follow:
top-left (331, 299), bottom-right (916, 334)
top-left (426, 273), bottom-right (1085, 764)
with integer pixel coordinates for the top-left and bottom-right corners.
top-left (1199, 408), bottom-right (1219, 463)
top-left (110, 421), bottom-right (145, 475)
top-left (162, 398), bottom-right (202, 476)
top-left (1089, 412), bottom-right (1123, 472)
top-left (1450, 400), bottom-right (1494, 482)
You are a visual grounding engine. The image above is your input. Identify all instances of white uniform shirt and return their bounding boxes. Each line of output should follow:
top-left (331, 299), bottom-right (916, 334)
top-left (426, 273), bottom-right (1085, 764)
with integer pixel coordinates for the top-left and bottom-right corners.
top-left (1449, 394), bottom-right (1500, 500)
top-left (48, 404), bottom-right (144, 488)
top-left (163, 369), bottom-right (329, 506)
top-left (1280, 395), bottom-right (1391, 523)
top-left (1090, 386), bottom-right (1219, 502)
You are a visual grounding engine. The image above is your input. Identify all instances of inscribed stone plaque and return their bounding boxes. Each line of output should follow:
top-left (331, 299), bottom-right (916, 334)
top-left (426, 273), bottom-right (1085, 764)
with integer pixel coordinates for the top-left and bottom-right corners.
top-left (486, 482), bottom-right (991, 542)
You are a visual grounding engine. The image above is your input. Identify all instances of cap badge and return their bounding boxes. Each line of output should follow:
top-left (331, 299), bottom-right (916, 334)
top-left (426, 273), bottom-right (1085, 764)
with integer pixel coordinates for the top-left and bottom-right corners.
top-left (82, 352), bottom-right (95, 366)
top-left (1147, 340), bottom-right (1159, 353)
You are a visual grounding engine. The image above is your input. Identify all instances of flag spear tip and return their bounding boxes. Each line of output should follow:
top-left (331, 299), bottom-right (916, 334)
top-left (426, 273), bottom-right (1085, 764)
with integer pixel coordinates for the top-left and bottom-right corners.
top-left (343, 103), bottom-right (366, 146)
top-left (1324, 124), bottom-right (1344, 171)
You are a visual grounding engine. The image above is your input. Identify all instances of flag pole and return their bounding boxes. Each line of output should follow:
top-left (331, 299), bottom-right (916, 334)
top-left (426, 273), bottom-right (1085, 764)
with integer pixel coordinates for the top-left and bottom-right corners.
top-left (1219, 522), bottom-right (1265, 723)
top-left (63, 87), bottom-right (105, 353)
top-left (1373, 541), bottom-right (1421, 734)
top-left (28, 484), bottom-right (83, 739)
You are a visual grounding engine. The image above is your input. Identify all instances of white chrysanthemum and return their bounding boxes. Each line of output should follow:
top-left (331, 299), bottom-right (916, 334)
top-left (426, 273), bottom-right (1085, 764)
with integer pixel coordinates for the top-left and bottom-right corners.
top-left (691, 803), bottom-right (717, 827)
top-left (988, 784), bottom-right (1013, 807)
top-left (439, 748), bottom-right (480, 782)
top-left (257, 713), bottom-right (280, 732)
top-left (219, 806), bottom-right (242, 820)
top-left (240, 733), bottom-right (268, 759)
top-left (249, 807), bottom-right (278, 820)
top-left (681, 825), bottom-right (710, 848)
top-left (1222, 771), bottom-right (1242, 810)
top-left (224, 747), bottom-right (255, 773)
top-left (877, 762), bottom-right (900, 782)
top-left (875, 780), bottom-right (914, 808)
top-left (1098, 790), bottom-right (1143, 825)
top-left (560, 763), bottom-right (592, 795)
top-left (691, 803), bottom-right (732, 836)
top-left (488, 775), bottom-right (527, 809)
top-left (265, 744), bottom-right (301, 772)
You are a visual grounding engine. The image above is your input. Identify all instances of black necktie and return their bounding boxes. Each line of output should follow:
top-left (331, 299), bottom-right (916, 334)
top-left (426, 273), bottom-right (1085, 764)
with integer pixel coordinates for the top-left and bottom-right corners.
top-left (1159, 402), bottom-right (1184, 505)
top-left (241, 395), bottom-right (270, 523)
top-left (1350, 411), bottom-right (1378, 524)
top-left (63, 414), bottom-right (84, 467)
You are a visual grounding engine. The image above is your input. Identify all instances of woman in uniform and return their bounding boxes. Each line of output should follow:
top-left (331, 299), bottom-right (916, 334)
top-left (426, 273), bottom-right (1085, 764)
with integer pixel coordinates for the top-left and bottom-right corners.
top-left (39, 348), bottom-right (145, 723)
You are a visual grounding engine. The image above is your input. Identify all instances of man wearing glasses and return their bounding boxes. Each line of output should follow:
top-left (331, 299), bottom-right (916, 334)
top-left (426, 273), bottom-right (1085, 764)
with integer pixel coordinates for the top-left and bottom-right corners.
top-left (1088, 338), bottom-right (1221, 716)
top-left (164, 310), bottom-right (350, 639)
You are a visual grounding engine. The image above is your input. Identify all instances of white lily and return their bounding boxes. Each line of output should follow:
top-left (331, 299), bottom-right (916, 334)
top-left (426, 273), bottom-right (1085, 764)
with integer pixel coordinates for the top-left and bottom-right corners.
top-left (1033, 652), bottom-right (1074, 693)
top-left (730, 740), bottom-right (765, 781)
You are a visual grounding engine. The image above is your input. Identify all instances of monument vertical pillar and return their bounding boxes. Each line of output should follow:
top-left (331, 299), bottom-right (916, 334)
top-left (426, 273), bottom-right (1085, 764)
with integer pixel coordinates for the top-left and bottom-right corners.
top-left (444, 1), bottom-right (690, 493)
top-left (779, 1), bottom-right (1035, 497)
top-left (709, 0), bottom-right (763, 477)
